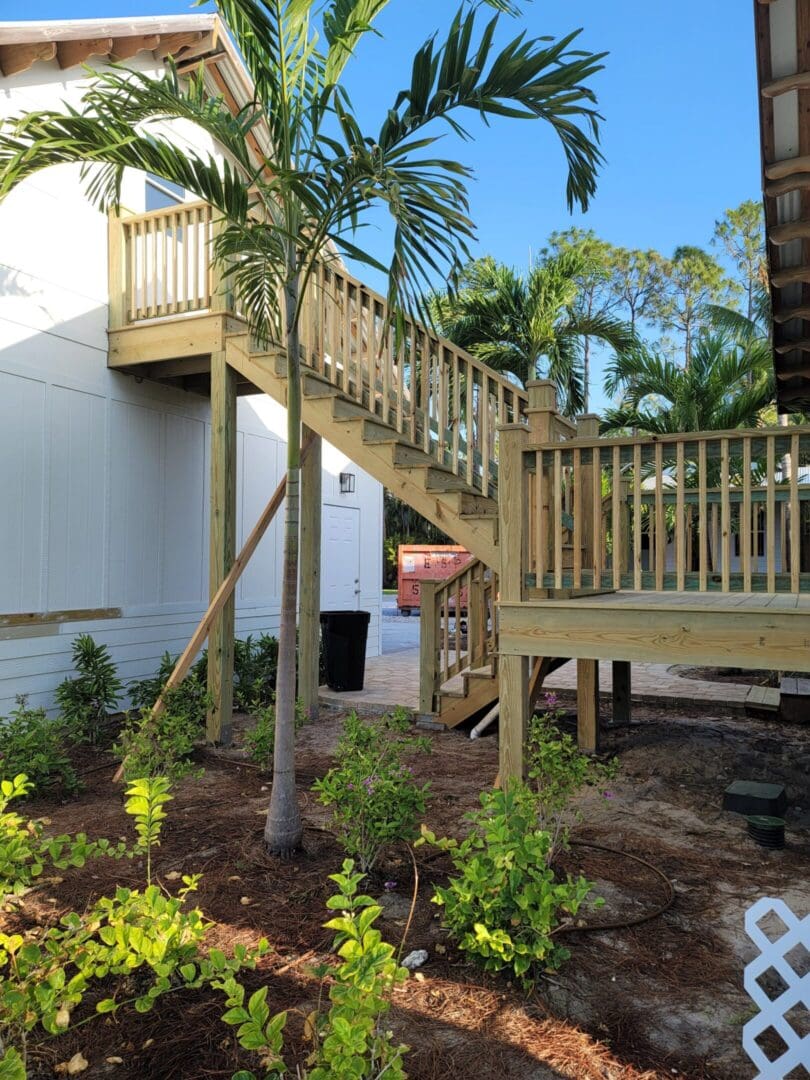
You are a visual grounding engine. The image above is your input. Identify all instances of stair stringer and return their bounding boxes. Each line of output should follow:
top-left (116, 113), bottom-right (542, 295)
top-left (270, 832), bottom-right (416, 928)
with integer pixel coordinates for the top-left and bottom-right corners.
top-left (225, 337), bottom-right (499, 566)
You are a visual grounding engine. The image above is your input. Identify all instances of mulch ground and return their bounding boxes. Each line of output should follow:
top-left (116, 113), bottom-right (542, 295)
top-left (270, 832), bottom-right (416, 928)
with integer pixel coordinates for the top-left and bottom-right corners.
top-left (9, 700), bottom-right (810, 1080)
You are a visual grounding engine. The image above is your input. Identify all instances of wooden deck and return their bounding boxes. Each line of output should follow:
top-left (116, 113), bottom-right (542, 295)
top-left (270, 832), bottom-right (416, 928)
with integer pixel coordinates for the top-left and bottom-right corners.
top-left (498, 590), bottom-right (810, 673)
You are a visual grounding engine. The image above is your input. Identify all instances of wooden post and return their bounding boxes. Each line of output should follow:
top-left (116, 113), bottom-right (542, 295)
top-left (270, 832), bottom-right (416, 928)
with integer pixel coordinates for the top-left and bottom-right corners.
top-left (107, 212), bottom-right (127, 330)
top-left (576, 658), bottom-right (600, 752)
top-left (207, 348), bottom-right (237, 745)
top-left (612, 660), bottom-right (631, 727)
top-left (576, 414), bottom-right (601, 579)
top-left (209, 213), bottom-right (228, 312)
top-left (468, 565), bottom-right (482, 665)
top-left (418, 579), bottom-right (440, 717)
top-left (299, 426), bottom-right (322, 721)
top-left (525, 379), bottom-right (558, 443)
top-left (498, 423), bottom-right (530, 784)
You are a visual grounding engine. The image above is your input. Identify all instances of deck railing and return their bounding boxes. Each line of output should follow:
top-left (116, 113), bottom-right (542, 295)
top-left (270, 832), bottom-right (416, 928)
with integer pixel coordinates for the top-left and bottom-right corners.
top-left (111, 201), bottom-right (217, 322)
top-left (527, 425), bottom-right (810, 593)
top-left (109, 206), bottom-right (527, 497)
top-left (418, 558), bottom-right (498, 714)
top-left (297, 262), bottom-right (526, 494)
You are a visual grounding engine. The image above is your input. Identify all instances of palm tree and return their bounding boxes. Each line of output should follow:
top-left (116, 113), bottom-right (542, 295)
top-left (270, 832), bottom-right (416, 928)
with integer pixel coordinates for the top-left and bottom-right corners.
top-left (602, 331), bottom-right (775, 435)
top-left (0, 0), bottom-right (607, 853)
top-left (430, 250), bottom-right (637, 414)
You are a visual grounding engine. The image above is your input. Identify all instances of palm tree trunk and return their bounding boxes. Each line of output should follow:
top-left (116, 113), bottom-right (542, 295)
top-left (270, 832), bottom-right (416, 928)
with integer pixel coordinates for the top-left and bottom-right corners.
top-left (265, 270), bottom-right (304, 855)
top-left (583, 334), bottom-right (591, 412)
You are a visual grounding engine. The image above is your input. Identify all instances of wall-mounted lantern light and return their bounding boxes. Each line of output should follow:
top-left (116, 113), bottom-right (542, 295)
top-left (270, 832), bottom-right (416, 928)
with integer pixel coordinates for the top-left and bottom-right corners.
top-left (339, 472), bottom-right (356, 494)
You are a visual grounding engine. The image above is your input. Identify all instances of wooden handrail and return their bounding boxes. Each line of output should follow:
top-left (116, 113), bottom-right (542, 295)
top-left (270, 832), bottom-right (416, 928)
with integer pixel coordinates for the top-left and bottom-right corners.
top-left (523, 425), bottom-right (810, 595)
top-left (111, 205), bottom-right (528, 495)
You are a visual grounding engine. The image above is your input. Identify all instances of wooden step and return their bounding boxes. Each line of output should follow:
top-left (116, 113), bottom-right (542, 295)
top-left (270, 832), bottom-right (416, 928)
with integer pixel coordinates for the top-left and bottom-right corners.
top-left (331, 397), bottom-right (373, 421)
top-left (438, 674), bottom-right (499, 728)
top-left (424, 468), bottom-right (475, 493)
top-left (302, 373), bottom-right (340, 399)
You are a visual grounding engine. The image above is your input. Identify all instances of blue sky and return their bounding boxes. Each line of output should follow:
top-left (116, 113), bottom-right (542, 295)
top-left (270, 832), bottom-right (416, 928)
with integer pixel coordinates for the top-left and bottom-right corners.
top-left (11, 0), bottom-right (762, 407)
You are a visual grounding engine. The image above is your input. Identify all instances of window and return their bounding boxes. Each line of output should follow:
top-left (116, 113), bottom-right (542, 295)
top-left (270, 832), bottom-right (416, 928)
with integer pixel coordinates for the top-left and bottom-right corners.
top-left (145, 172), bottom-right (185, 212)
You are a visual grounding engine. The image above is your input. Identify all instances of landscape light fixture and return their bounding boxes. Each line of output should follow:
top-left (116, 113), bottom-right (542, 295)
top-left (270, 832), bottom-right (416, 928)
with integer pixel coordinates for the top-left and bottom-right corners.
top-left (339, 472), bottom-right (356, 494)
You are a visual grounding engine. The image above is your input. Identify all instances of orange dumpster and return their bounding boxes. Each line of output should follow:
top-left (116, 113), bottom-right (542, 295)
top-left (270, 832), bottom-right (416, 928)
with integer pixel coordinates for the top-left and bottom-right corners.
top-left (396, 544), bottom-right (473, 615)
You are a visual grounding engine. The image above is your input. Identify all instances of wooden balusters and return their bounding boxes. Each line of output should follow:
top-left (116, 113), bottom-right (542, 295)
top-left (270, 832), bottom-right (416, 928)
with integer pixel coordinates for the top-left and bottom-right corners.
top-left (526, 425), bottom-right (810, 597)
top-left (742, 437), bottom-right (752, 591)
top-left (767, 437), bottom-right (776, 591)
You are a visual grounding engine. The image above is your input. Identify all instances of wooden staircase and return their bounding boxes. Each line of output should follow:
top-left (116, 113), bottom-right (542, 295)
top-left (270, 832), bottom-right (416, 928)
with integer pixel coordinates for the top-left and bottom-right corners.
top-left (107, 204), bottom-right (578, 727)
top-left (225, 334), bottom-right (503, 724)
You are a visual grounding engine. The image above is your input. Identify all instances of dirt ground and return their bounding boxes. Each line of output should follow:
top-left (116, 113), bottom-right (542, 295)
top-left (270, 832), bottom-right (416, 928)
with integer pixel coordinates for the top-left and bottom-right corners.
top-left (10, 699), bottom-right (810, 1080)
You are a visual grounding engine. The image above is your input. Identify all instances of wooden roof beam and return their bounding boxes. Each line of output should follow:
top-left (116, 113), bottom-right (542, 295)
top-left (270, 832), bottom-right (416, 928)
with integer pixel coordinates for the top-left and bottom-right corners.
top-left (775, 339), bottom-right (810, 354)
top-left (762, 70), bottom-right (810, 97)
top-left (765, 173), bottom-right (810, 198)
top-left (769, 220), bottom-right (810, 245)
top-left (0, 41), bottom-right (56, 76)
top-left (56, 37), bottom-right (113, 69)
top-left (774, 304), bottom-right (810, 323)
top-left (777, 364), bottom-right (810, 380)
top-left (772, 264), bottom-right (810, 288)
top-left (153, 31), bottom-right (204, 60)
top-left (765, 154), bottom-right (810, 181)
top-left (109, 34), bottom-right (160, 60)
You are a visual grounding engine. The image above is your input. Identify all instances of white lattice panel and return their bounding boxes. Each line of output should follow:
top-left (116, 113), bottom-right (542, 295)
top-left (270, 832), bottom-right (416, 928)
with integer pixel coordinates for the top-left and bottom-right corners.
top-left (744, 897), bottom-right (810, 1079)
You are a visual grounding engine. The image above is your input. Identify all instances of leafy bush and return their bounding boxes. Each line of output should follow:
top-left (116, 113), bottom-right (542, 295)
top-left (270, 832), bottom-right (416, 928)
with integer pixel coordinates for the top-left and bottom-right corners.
top-left (313, 709), bottom-right (429, 873)
top-left (234, 633), bottom-right (279, 710)
top-left (243, 697), bottom-right (306, 768)
top-left (217, 859), bottom-right (408, 1079)
top-left (527, 694), bottom-right (616, 861)
top-left (421, 783), bottom-right (599, 987)
top-left (128, 650), bottom-right (209, 727)
top-left (114, 698), bottom-right (205, 784)
top-left (0, 774), bottom-right (127, 907)
top-left (55, 634), bottom-right (122, 745)
top-left (0, 775), bottom-right (265, 1071)
top-left (0, 696), bottom-right (78, 795)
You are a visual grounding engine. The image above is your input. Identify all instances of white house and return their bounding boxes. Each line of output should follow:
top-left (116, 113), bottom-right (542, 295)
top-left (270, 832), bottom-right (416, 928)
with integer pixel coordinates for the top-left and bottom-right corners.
top-left (0, 15), bottom-right (384, 715)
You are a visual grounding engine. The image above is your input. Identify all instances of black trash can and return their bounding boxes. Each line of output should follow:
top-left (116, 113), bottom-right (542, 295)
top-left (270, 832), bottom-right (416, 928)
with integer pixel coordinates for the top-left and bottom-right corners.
top-left (320, 610), bottom-right (371, 691)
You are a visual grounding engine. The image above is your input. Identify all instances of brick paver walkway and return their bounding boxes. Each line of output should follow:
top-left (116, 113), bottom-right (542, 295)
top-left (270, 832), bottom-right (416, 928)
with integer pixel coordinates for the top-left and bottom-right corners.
top-left (319, 649), bottom-right (754, 714)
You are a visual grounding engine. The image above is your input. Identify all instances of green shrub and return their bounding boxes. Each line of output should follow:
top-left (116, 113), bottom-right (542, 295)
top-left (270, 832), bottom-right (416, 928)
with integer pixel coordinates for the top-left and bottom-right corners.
top-left (527, 694), bottom-right (616, 861)
top-left (313, 709), bottom-right (429, 873)
top-left (55, 634), bottom-right (122, 745)
top-left (421, 783), bottom-right (599, 987)
top-left (234, 633), bottom-right (279, 710)
top-left (0, 775), bottom-right (265, 1072)
top-left (128, 651), bottom-right (209, 727)
top-left (113, 697), bottom-right (204, 784)
top-left (0, 774), bottom-right (127, 907)
top-left (243, 697), bottom-right (306, 768)
top-left (0, 696), bottom-right (78, 795)
top-left (217, 859), bottom-right (408, 1079)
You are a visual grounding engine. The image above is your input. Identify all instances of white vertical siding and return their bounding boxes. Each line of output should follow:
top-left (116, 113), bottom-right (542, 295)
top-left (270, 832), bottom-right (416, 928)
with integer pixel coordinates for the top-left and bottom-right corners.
top-left (0, 56), bottom-right (383, 716)
top-left (0, 370), bottom-right (46, 613)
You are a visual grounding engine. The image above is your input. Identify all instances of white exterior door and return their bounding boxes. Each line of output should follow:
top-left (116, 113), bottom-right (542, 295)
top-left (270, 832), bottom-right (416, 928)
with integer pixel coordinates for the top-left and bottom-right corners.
top-left (321, 504), bottom-right (361, 611)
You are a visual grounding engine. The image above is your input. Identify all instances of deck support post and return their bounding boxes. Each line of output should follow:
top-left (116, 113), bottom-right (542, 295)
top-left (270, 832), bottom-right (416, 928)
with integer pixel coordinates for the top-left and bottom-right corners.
top-left (612, 660), bottom-right (631, 727)
top-left (299, 425), bottom-right (322, 721)
top-left (576, 658), bottom-right (600, 753)
top-left (418, 579), bottom-right (440, 718)
top-left (497, 423), bottom-right (530, 784)
top-left (207, 347), bottom-right (237, 745)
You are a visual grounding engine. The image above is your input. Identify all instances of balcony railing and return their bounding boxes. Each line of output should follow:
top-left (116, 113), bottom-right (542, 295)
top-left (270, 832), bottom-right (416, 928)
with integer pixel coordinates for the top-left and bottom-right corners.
top-left (526, 424), bottom-right (810, 593)
top-left (109, 204), bottom-right (528, 498)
